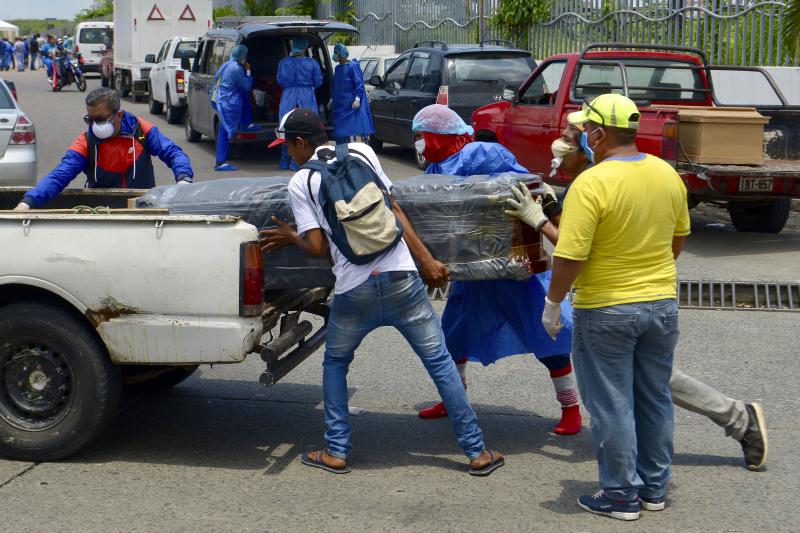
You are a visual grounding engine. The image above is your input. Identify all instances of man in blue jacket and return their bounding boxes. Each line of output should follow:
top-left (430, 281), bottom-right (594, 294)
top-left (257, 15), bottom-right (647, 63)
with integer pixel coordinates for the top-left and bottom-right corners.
top-left (14, 88), bottom-right (192, 210)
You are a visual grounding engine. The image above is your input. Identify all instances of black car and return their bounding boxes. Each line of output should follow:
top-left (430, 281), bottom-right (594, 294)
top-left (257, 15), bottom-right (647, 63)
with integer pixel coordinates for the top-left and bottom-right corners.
top-left (183, 18), bottom-right (357, 147)
top-left (367, 40), bottom-right (535, 168)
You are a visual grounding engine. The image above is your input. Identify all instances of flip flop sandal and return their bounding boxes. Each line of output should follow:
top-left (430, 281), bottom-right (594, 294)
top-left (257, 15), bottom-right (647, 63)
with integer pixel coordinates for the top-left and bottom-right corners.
top-left (300, 451), bottom-right (352, 474)
top-left (468, 450), bottom-right (505, 477)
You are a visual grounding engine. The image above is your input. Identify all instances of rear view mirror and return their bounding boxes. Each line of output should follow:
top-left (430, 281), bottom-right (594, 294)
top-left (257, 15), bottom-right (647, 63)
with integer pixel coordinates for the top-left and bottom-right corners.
top-left (368, 75), bottom-right (382, 87)
top-left (502, 85), bottom-right (518, 102)
top-left (144, 54), bottom-right (156, 64)
top-left (181, 56), bottom-right (192, 70)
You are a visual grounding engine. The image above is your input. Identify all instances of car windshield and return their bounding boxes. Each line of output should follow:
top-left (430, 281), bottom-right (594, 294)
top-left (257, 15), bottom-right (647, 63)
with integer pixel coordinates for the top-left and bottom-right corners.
top-left (173, 41), bottom-right (197, 58)
top-left (0, 83), bottom-right (14, 109)
top-left (450, 54), bottom-right (533, 85)
top-left (79, 28), bottom-right (110, 45)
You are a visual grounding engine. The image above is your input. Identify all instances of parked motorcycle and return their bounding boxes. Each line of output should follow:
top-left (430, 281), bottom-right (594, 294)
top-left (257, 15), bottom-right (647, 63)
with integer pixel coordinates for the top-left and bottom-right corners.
top-left (50, 50), bottom-right (87, 92)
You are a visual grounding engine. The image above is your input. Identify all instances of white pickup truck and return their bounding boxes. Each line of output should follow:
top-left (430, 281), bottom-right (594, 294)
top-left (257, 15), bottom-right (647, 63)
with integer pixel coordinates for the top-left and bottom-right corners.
top-left (0, 195), bottom-right (329, 461)
top-left (147, 36), bottom-right (197, 124)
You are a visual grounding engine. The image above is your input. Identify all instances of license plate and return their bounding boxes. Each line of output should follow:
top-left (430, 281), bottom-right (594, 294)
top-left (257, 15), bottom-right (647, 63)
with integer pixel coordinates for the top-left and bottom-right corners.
top-left (739, 177), bottom-right (773, 192)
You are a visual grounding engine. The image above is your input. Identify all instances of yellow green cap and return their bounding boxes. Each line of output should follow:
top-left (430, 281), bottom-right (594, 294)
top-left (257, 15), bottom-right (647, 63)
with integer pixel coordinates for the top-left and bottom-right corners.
top-left (567, 93), bottom-right (641, 130)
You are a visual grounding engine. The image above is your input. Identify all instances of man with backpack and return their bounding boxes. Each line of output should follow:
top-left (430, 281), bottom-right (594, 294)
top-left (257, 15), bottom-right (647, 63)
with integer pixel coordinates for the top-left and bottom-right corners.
top-left (260, 108), bottom-right (504, 476)
top-left (13, 88), bottom-right (193, 210)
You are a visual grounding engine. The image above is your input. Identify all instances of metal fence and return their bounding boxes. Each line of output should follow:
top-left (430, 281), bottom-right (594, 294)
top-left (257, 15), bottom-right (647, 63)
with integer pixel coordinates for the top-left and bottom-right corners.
top-left (322, 0), bottom-right (797, 66)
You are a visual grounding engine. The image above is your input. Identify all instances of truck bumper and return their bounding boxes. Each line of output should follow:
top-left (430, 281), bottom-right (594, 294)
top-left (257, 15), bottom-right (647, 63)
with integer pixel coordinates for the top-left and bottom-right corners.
top-left (98, 315), bottom-right (263, 364)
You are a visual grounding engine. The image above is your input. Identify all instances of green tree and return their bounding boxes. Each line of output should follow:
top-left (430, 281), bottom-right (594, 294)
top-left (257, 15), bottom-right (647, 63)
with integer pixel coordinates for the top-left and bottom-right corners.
top-left (276, 0), bottom-right (316, 16)
top-left (491, 0), bottom-right (551, 49)
top-left (783, 0), bottom-right (800, 62)
top-left (213, 6), bottom-right (239, 19)
top-left (243, 0), bottom-right (277, 16)
top-left (75, 0), bottom-right (113, 22)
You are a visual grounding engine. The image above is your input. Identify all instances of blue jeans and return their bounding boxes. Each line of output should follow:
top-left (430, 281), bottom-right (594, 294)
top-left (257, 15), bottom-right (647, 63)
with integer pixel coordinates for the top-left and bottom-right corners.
top-left (323, 271), bottom-right (485, 460)
top-left (572, 299), bottom-right (678, 502)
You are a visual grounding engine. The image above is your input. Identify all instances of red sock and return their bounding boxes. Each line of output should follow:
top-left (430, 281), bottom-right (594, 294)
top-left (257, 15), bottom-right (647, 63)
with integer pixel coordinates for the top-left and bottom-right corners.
top-left (550, 364), bottom-right (582, 435)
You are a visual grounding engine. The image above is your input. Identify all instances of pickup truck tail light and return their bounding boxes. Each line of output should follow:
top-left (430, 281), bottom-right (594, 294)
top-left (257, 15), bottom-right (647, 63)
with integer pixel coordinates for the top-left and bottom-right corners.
top-left (240, 242), bottom-right (264, 316)
top-left (176, 70), bottom-right (185, 94)
top-left (662, 121), bottom-right (678, 167)
top-left (10, 115), bottom-right (35, 145)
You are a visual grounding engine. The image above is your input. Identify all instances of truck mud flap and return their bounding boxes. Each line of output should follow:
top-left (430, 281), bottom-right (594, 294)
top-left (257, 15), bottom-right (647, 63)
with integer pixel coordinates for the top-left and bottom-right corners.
top-left (259, 302), bottom-right (329, 386)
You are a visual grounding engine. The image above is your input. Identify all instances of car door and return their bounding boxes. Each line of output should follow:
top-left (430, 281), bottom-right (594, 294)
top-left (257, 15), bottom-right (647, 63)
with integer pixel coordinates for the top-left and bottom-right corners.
top-left (200, 39), bottom-right (227, 135)
top-left (150, 39), bottom-right (171, 103)
top-left (392, 52), bottom-right (442, 147)
top-left (502, 60), bottom-right (567, 175)
top-left (191, 38), bottom-right (218, 135)
top-left (370, 54), bottom-right (411, 144)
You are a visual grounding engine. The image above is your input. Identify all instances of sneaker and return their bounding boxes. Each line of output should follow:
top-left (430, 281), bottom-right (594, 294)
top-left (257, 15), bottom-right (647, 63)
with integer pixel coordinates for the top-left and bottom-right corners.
top-left (740, 402), bottom-right (768, 471)
top-left (639, 495), bottom-right (666, 511)
top-left (418, 401), bottom-right (447, 419)
top-left (577, 491), bottom-right (640, 521)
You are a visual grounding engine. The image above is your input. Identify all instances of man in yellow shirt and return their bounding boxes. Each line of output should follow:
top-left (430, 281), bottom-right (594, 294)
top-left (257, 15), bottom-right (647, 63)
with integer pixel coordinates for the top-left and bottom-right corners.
top-left (543, 94), bottom-right (689, 521)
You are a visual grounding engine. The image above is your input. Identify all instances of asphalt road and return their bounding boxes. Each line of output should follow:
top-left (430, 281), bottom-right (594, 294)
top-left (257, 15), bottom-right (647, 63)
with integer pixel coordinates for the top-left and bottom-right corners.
top-left (2, 69), bottom-right (800, 532)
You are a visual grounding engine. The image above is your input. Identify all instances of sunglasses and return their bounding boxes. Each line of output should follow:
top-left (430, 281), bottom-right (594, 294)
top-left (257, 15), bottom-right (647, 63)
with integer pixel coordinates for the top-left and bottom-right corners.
top-left (580, 98), bottom-right (606, 128)
top-left (83, 111), bottom-right (118, 126)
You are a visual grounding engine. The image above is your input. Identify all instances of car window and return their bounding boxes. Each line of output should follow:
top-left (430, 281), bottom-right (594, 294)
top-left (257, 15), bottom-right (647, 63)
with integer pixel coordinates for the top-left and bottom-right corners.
top-left (520, 60), bottom-right (566, 105)
top-left (384, 56), bottom-right (410, 90)
top-left (208, 40), bottom-right (227, 75)
top-left (449, 53), bottom-right (533, 86)
top-left (0, 83), bottom-right (14, 109)
top-left (404, 53), bottom-right (442, 93)
top-left (156, 40), bottom-right (170, 63)
top-left (574, 59), bottom-right (705, 101)
top-left (173, 40), bottom-right (197, 59)
top-left (194, 40), bottom-right (208, 73)
top-left (78, 27), bottom-right (110, 45)
top-left (383, 57), bottom-right (398, 72)
top-left (361, 60), bottom-right (377, 80)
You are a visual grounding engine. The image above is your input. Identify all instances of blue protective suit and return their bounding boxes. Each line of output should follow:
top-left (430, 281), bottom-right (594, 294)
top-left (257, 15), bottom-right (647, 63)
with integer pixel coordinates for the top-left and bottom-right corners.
top-left (0, 41), bottom-right (13, 70)
top-left (277, 55), bottom-right (322, 119)
top-left (332, 60), bottom-right (375, 138)
top-left (426, 141), bottom-right (573, 365)
top-left (41, 43), bottom-right (54, 76)
top-left (212, 59), bottom-right (253, 138)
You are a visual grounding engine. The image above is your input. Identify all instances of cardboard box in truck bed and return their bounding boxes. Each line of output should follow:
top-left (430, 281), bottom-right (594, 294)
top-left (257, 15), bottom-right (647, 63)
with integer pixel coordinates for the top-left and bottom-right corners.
top-left (670, 106), bottom-right (770, 165)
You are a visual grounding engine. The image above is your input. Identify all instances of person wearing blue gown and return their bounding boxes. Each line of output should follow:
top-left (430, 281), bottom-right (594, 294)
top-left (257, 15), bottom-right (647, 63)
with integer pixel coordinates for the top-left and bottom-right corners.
top-left (277, 37), bottom-right (322, 169)
top-left (412, 104), bottom-right (583, 436)
top-left (211, 44), bottom-right (259, 172)
top-left (330, 43), bottom-right (375, 145)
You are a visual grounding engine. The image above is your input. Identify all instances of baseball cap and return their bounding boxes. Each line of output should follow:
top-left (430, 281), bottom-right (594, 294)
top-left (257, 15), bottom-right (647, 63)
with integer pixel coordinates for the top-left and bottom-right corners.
top-left (268, 108), bottom-right (325, 148)
top-left (567, 93), bottom-right (640, 130)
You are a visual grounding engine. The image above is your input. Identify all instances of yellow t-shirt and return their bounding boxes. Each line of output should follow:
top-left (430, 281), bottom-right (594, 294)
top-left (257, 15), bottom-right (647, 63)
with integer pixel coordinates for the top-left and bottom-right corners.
top-left (553, 153), bottom-right (691, 308)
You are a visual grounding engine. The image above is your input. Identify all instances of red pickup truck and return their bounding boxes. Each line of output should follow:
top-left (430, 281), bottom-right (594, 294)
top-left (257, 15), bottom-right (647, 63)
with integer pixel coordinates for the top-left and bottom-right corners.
top-left (472, 43), bottom-right (800, 233)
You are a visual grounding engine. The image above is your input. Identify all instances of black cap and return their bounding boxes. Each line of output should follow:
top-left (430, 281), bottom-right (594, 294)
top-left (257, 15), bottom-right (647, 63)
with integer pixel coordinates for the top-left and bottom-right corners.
top-left (268, 108), bottom-right (325, 148)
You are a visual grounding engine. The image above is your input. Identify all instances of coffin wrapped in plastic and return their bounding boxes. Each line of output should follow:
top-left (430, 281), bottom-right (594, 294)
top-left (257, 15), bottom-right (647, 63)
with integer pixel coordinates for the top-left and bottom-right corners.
top-left (136, 173), bottom-right (546, 289)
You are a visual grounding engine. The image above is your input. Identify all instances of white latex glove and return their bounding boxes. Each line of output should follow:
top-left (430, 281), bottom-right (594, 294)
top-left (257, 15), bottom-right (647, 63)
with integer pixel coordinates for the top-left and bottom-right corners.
top-left (352, 96), bottom-right (361, 109)
top-left (504, 182), bottom-right (548, 230)
top-left (542, 296), bottom-right (563, 340)
top-left (542, 182), bottom-right (557, 199)
top-left (13, 202), bottom-right (30, 211)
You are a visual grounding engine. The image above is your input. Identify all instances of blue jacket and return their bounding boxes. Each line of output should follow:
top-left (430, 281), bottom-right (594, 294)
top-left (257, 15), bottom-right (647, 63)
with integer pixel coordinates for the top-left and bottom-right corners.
top-left (332, 60), bottom-right (375, 138)
top-left (23, 111), bottom-right (193, 207)
top-left (211, 60), bottom-right (253, 138)
top-left (277, 55), bottom-right (323, 118)
top-left (426, 141), bottom-right (530, 176)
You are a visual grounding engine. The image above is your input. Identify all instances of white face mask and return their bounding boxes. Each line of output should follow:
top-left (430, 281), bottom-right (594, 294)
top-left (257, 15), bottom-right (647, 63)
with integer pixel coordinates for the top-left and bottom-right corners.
top-left (92, 120), bottom-right (115, 139)
top-left (414, 138), bottom-right (426, 155)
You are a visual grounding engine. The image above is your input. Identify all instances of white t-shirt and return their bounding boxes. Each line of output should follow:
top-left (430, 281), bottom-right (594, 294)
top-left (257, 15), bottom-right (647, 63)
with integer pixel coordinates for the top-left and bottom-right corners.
top-left (287, 142), bottom-right (417, 294)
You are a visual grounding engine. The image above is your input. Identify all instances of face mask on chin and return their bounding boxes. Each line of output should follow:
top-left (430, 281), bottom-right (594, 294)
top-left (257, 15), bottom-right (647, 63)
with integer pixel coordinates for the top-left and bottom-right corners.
top-left (580, 128), bottom-right (601, 165)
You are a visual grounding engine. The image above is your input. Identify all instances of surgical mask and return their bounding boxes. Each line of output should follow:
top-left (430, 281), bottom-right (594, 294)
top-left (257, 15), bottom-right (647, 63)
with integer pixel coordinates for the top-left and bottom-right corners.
top-left (580, 129), bottom-right (600, 165)
top-left (92, 120), bottom-right (115, 139)
top-left (333, 53), bottom-right (340, 62)
top-left (415, 138), bottom-right (426, 155)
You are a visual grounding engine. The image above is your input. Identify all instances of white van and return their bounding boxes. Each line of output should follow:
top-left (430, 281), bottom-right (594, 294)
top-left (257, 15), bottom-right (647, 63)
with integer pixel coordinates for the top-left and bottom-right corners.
top-left (74, 21), bottom-right (114, 73)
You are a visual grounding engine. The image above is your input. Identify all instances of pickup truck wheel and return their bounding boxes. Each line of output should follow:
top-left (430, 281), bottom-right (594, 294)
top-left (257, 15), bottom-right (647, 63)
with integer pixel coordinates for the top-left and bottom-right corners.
top-left (185, 112), bottom-right (201, 142)
top-left (122, 365), bottom-right (199, 392)
top-left (165, 88), bottom-right (184, 124)
top-left (728, 198), bottom-right (791, 233)
top-left (148, 91), bottom-right (163, 115)
top-left (0, 302), bottom-right (120, 461)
